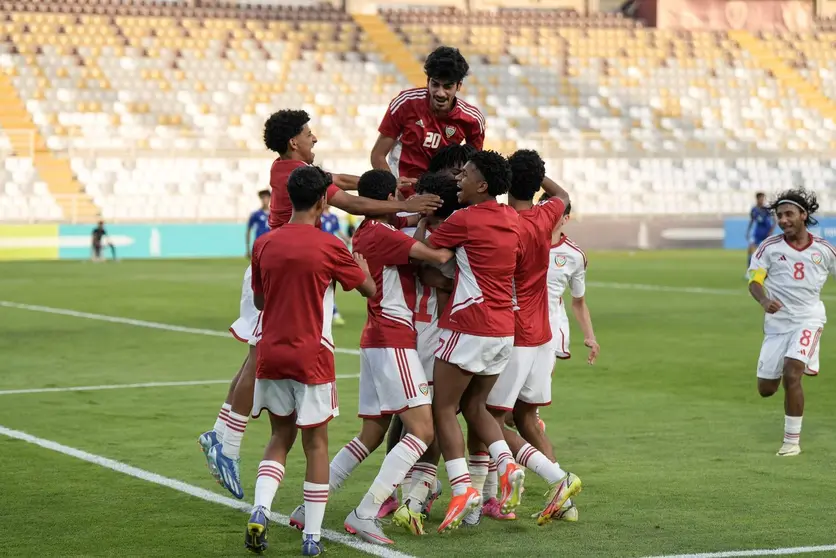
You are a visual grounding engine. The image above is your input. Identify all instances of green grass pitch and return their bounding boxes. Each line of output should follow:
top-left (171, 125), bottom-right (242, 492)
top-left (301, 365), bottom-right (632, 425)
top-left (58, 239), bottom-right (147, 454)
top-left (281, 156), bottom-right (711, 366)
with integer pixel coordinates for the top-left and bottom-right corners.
top-left (1, 250), bottom-right (835, 558)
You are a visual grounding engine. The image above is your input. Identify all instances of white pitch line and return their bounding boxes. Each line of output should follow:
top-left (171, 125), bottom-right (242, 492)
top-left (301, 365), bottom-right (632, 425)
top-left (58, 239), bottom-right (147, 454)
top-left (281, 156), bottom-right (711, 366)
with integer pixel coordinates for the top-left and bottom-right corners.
top-left (0, 375), bottom-right (360, 396)
top-left (0, 300), bottom-right (361, 356)
top-left (0, 425), bottom-right (416, 558)
top-left (641, 545), bottom-right (836, 558)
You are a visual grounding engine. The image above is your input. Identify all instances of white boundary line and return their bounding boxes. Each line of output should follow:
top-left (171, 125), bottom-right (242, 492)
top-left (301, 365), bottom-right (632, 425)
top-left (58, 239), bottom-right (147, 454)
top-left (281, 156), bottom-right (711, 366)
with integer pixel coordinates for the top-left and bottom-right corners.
top-left (641, 545), bottom-right (836, 558)
top-left (0, 300), bottom-right (361, 356)
top-left (0, 425), bottom-right (415, 558)
top-left (0, 375), bottom-right (360, 396)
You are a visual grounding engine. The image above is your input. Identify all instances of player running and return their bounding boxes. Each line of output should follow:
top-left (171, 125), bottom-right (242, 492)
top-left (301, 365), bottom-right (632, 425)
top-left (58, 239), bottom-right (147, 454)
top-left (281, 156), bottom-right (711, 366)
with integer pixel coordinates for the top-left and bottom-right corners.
top-left (371, 46), bottom-right (484, 199)
top-left (415, 150), bottom-right (526, 533)
top-left (246, 189), bottom-right (271, 259)
top-left (200, 110), bottom-right (441, 500)
top-left (542, 193), bottom-right (600, 366)
top-left (747, 188), bottom-right (834, 457)
top-left (241, 166), bottom-right (376, 556)
top-left (747, 192), bottom-right (776, 272)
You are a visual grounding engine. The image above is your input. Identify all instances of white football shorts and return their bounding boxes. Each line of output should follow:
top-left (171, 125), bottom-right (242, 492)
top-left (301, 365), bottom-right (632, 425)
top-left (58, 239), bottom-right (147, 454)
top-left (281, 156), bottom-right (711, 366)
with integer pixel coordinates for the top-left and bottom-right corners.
top-left (435, 329), bottom-right (514, 376)
top-left (757, 326), bottom-right (823, 379)
top-left (415, 319), bottom-right (440, 384)
top-left (251, 379), bottom-right (339, 428)
top-left (229, 265), bottom-right (261, 346)
top-left (487, 343), bottom-right (556, 410)
top-left (551, 302), bottom-right (571, 360)
top-left (358, 348), bottom-right (431, 418)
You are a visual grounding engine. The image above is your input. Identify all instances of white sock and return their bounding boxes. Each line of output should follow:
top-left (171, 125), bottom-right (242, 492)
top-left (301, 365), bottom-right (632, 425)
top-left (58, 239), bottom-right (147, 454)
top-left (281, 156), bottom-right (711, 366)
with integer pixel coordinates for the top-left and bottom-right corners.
top-left (468, 452), bottom-right (490, 498)
top-left (213, 403), bottom-right (231, 438)
top-left (329, 437), bottom-right (370, 492)
top-left (445, 457), bottom-right (471, 496)
top-left (222, 410), bottom-right (249, 459)
top-left (784, 415), bottom-right (802, 445)
top-left (483, 460), bottom-right (498, 502)
top-left (253, 460), bottom-right (284, 512)
top-left (406, 462), bottom-right (437, 512)
top-left (399, 468), bottom-right (413, 501)
top-left (356, 434), bottom-right (427, 518)
top-left (516, 443), bottom-right (566, 484)
top-left (488, 440), bottom-right (515, 476)
top-left (303, 481), bottom-right (329, 543)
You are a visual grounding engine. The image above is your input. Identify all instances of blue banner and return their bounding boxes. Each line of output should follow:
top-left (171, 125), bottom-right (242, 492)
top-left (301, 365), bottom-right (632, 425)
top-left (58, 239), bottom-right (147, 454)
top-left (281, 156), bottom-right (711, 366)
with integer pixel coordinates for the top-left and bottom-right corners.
top-left (58, 223), bottom-right (246, 259)
top-left (724, 217), bottom-right (836, 249)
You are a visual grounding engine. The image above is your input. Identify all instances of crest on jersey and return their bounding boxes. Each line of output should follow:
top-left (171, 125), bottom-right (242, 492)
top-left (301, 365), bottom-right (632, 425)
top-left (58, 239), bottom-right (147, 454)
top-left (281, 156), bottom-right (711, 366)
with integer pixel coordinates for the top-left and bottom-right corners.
top-left (445, 126), bottom-right (456, 138)
top-left (415, 119), bottom-right (424, 128)
top-left (418, 383), bottom-right (429, 396)
top-left (554, 255), bottom-right (568, 268)
top-left (812, 252), bottom-right (823, 265)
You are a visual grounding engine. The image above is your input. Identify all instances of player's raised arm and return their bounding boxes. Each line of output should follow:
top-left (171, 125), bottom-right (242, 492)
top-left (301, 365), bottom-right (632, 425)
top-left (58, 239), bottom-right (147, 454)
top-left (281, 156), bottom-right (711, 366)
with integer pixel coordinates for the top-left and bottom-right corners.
top-left (329, 185), bottom-right (441, 217)
top-left (541, 175), bottom-right (570, 207)
top-left (332, 173), bottom-right (360, 191)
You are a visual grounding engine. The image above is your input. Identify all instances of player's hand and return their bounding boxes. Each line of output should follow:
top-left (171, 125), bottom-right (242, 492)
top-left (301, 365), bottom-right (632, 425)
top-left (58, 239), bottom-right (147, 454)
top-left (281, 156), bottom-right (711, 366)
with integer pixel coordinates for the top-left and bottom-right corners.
top-left (404, 194), bottom-right (442, 214)
top-left (761, 298), bottom-right (783, 314)
top-left (354, 252), bottom-right (371, 276)
top-left (397, 176), bottom-right (417, 190)
top-left (584, 338), bottom-right (600, 365)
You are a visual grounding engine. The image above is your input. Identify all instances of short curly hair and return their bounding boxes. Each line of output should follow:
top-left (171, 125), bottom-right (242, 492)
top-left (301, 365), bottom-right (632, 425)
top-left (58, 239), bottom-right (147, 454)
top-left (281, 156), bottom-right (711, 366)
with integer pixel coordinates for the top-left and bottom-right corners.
top-left (468, 150), bottom-right (511, 197)
top-left (770, 188), bottom-right (820, 226)
top-left (508, 149), bottom-right (546, 202)
top-left (264, 110), bottom-right (310, 154)
top-left (358, 169), bottom-right (397, 201)
top-left (416, 171), bottom-right (463, 219)
top-left (428, 143), bottom-right (478, 174)
top-left (287, 166), bottom-right (330, 211)
top-left (424, 46), bottom-right (469, 84)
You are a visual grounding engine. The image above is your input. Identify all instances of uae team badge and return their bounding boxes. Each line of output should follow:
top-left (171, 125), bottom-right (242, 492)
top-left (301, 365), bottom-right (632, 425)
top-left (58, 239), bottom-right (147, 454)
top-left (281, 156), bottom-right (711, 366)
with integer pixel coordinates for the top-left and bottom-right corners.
top-left (812, 252), bottom-right (823, 265)
top-left (445, 126), bottom-right (456, 138)
top-left (555, 255), bottom-right (568, 268)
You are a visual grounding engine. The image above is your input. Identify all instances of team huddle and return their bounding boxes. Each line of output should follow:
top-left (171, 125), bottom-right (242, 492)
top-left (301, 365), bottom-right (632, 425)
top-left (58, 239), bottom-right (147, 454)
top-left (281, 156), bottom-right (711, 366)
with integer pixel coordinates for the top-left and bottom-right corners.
top-left (193, 46), bottom-right (601, 556)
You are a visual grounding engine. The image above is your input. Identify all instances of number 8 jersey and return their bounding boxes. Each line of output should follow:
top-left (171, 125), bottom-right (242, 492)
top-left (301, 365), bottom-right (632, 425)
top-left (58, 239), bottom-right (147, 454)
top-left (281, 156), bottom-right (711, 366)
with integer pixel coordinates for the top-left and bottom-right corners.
top-left (748, 234), bottom-right (836, 334)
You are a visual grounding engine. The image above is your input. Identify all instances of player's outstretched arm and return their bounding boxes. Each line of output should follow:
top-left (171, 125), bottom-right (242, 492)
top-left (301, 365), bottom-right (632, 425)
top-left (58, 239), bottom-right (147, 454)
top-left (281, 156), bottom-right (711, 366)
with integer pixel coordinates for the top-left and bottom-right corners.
top-left (541, 176), bottom-right (570, 207)
top-left (409, 242), bottom-right (454, 267)
top-left (329, 189), bottom-right (441, 217)
top-left (570, 296), bottom-right (599, 365)
top-left (333, 174), bottom-right (360, 191)
top-left (352, 253), bottom-right (377, 298)
top-left (370, 134), bottom-right (397, 172)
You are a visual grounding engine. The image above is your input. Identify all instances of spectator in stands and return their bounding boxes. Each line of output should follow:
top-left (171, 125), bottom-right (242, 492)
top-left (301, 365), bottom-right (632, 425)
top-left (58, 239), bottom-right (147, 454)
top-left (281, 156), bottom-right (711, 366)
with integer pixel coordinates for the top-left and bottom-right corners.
top-left (246, 189), bottom-right (271, 259)
top-left (321, 207), bottom-right (349, 326)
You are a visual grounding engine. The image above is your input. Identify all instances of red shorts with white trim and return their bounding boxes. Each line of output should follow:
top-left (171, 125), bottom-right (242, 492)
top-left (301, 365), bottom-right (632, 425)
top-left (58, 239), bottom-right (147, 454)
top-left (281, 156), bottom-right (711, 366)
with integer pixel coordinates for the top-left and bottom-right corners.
top-left (358, 347), bottom-right (431, 418)
top-left (252, 378), bottom-right (339, 428)
top-left (435, 329), bottom-right (514, 376)
top-left (487, 343), bottom-right (556, 410)
top-left (229, 265), bottom-right (260, 346)
top-left (757, 325), bottom-right (823, 379)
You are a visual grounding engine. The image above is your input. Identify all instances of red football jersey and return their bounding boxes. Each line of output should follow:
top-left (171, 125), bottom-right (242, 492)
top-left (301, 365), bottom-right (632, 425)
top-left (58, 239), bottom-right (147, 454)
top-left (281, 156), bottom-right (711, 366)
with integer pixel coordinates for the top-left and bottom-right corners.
top-left (379, 88), bottom-right (485, 196)
top-left (352, 216), bottom-right (419, 349)
top-left (268, 159), bottom-right (341, 230)
top-left (512, 198), bottom-right (567, 347)
top-left (429, 200), bottom-right (519, 337)
top-left (251, 224), bottom-right (366, 384)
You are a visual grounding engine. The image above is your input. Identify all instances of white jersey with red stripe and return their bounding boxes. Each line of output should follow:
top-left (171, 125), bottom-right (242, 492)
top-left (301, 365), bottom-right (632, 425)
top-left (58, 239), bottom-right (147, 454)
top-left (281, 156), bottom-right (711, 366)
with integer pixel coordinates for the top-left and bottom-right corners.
top-left (546, 235), bottom-right (587, 355)
top-left (748, 234), bottom-right (836, 335)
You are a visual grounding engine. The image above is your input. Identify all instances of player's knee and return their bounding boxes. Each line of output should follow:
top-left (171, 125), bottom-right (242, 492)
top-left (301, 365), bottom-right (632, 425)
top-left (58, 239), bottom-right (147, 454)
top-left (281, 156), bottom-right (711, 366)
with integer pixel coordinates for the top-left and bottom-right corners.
top-left (460, 398), bottom-right (485, 424)
top-left (757, 378), bottom-right (780, 397)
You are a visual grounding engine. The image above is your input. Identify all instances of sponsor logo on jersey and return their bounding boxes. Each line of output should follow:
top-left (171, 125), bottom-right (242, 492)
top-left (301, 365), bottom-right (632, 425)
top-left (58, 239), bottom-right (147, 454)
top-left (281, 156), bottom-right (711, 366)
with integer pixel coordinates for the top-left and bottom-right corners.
top-left (555, 255), bottom-right (568, 268)
top-left (445, 126), bottom-right (456, 138)
top-left (812, 252), bottom-right (823, 265)
top-left (415, 119), bottom-right (424, 127)
top-left (418, 383), bottom-right (429, 395)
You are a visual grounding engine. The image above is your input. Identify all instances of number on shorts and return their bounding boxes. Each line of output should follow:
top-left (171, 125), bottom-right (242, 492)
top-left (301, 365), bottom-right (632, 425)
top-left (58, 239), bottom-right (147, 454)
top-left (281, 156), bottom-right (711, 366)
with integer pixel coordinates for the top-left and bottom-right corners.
top-left (793, 262), bottom-right (805, 280)
top-left (800, 329), bottom-right (812, 347)
top-left (423, 132), bottom-right (441, 149)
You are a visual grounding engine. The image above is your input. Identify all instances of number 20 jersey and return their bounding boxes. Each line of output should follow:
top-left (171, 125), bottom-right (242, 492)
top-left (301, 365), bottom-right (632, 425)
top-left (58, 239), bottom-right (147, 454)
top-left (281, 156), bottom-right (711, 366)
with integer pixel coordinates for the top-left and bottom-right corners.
top-left (748, 234), bottom-right (836, 334)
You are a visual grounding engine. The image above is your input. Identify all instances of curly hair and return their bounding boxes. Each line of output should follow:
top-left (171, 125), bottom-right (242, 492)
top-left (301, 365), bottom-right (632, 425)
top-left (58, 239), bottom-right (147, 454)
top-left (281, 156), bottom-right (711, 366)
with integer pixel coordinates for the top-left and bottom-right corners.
top-left (416, 171), bottom-right (464, 219)
top-left (358, 169), bottom-right (397, 201)
top-left (264, 110), bottom-right (310, 154)
top-left (770, 188), bottom-right (819, 226)
top-left (428, 143), bottom-right (478, 174)
top-left (424, 46), bottom-right (469, 83)
top-left (287, 166), bottom-right (330, 211)
top-left (508, 149), bottom-right (546, 202)
top-left (468, 150), bottom-right (512, 197)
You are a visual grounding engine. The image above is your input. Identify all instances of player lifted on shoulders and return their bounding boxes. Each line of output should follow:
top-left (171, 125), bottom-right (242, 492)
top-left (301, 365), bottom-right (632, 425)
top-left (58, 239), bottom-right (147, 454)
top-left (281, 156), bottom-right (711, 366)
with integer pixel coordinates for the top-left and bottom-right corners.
top-left (541, 193), bottom-right (600, 366)
top-left (240, 166), bottom-right (376, 556)
top-left (371, 46), bottom-right (484, 199)
top-left (417, 150), bottom-right (525, 533)
top-left (747, 188), bottom-right (835, 457)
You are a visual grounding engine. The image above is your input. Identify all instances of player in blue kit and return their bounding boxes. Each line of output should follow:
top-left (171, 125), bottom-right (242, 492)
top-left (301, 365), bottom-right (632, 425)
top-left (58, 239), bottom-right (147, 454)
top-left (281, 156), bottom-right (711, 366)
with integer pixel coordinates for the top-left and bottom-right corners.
top-left (747, 192), bottom-right (775, 268)
top-left (246, 190), bottom-right (272, 259)
top-left (321, 207), bottom-right (350, 325)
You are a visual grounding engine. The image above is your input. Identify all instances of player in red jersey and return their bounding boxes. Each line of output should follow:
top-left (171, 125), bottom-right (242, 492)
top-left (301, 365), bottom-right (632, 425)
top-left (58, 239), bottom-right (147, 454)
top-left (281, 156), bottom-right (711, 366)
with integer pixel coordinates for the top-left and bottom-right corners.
top-left (415, 150), bottom-right (526, 533)
top-left (475, 149), bottom-right (582, 526)
top-left (215, 166), bottom-right (376, 555)
top-left (371, 46), bottom-right (485, 199)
